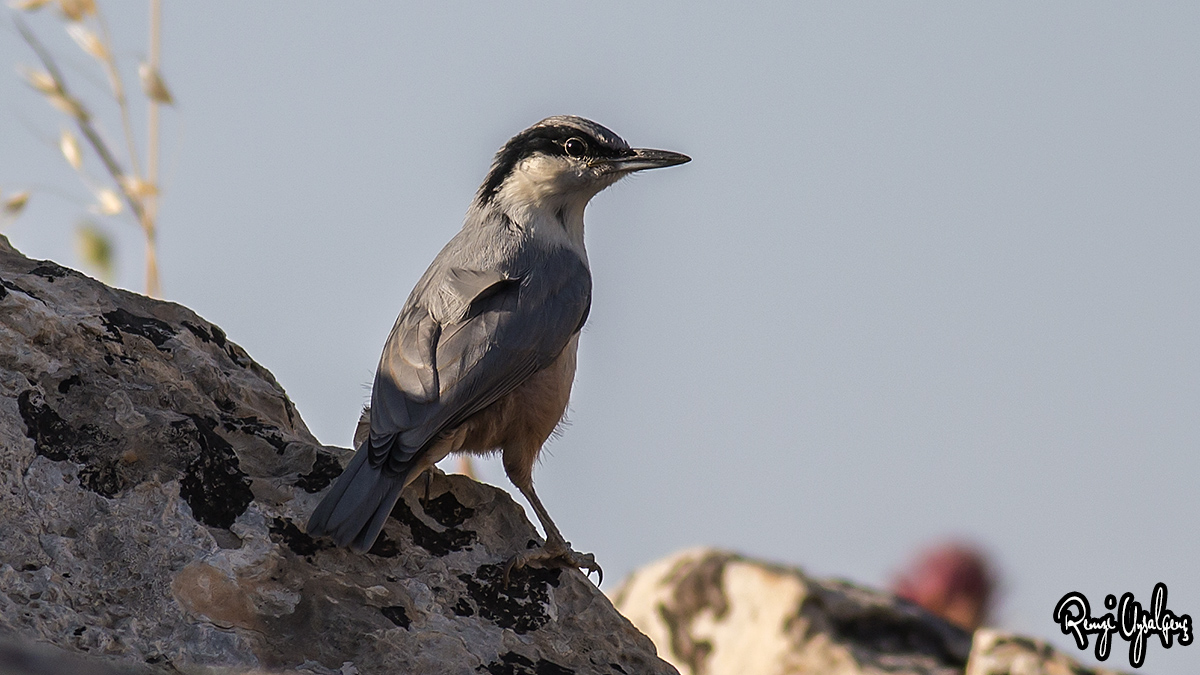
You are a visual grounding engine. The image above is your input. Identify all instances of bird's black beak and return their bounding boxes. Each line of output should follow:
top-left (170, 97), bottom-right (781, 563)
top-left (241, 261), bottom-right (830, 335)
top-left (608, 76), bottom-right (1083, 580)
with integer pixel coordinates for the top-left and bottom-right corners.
top-left (601, 148), bottom-right (691, 173)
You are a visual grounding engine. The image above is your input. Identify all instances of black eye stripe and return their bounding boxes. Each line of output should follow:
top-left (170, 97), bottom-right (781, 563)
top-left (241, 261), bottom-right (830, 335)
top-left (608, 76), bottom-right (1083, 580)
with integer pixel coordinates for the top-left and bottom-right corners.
top-left (510, 125), bottom-right (630, 159)
top-left (477, 118), bottom-right (634, 204)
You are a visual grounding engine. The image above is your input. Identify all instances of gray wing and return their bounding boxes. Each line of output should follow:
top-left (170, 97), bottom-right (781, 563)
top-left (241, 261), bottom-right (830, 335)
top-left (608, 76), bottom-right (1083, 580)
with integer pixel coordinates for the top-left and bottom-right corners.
top-left (366, 246), bottom-right (592, 476)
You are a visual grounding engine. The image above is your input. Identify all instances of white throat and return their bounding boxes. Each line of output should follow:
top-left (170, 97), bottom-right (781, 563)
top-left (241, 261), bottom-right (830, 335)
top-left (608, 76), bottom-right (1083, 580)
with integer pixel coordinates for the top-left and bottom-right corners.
top-left (491, 156), bottom-right (619, 265)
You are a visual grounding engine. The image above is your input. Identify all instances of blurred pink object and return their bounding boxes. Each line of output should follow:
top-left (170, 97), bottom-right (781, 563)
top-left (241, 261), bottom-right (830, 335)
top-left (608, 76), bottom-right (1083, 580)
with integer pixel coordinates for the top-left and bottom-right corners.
top-left (892, 541), bottom-right (996, 631)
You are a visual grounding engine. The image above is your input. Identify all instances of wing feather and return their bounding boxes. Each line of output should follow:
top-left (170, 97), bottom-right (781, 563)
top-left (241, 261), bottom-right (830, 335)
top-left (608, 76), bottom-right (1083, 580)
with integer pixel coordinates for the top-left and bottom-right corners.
top-left (366, 246), bottom-right (591, 476)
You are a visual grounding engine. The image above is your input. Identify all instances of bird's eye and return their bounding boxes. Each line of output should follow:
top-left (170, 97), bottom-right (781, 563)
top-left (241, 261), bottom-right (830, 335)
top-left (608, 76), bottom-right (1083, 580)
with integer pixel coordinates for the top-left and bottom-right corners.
top-left (564, 137), bottom-right (587, 158)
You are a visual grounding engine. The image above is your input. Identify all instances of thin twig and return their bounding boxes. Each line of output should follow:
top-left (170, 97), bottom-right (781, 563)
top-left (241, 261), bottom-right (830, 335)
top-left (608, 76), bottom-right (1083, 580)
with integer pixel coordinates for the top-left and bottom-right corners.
top-left (94, 7), bottom-right (142, 179)
top-left (15, 17), bottom-right (146, 227)
top-left (143, 0), bottom-right (162, 297)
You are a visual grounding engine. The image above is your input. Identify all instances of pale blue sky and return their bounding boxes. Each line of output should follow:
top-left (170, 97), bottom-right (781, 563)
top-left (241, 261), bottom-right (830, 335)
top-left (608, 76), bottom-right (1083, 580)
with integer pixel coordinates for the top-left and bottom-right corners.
top-left (3, 4), bottom-right (1197, 673)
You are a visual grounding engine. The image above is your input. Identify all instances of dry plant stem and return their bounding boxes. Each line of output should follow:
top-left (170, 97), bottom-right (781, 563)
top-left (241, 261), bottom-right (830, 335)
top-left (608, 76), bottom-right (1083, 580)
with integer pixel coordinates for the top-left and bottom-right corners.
top-left (15, 19), bottom-right (146, 234)
top-left (143, 0), bottom-right (163, 297)
top-left (94, 8), bottom-right (142, 179)
top-left (17, 16), bottom-right (162, 297)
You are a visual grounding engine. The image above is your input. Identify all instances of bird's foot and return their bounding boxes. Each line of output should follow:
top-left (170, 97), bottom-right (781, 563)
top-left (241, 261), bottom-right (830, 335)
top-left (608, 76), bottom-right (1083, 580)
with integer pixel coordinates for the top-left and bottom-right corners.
top-left (504, 540), bottom-right (602, 586)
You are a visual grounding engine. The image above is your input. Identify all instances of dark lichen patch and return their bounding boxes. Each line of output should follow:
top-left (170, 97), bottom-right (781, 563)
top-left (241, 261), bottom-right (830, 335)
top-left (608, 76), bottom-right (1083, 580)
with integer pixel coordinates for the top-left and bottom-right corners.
top-left (181, 321), bottom-right (256, 368)
top-left (176, 415), bottom-right (254, 529)
top-left (534, 661), bottom-right (575, 675)
top-left (184, 320), bottom-right (253, 368)
top-left (476, 651), bottom-right (575, 675)
top-left (452, 598), bottom-right (474, 617)
top-left (295, 450), bottom-right (343, 493)
top-left (29, 262), bottom-right (70, 281)
top-left (421, 491), bottom-right (476, 528)
top-left (57, 375), bottom-right (82, 394)
top-left (181, 320), bottom-right (227, 348)
top-left (367, 533), bottom-right (400, 558)
top-left (18, 389), bottom-right (83, 462)
top-left (221, 414), bottom-right (289, 454)
top-left (390, 496), bottom-right (476, 556)
top-left (380, 605), bottom-right (411, 629)
top-left (78, 459), bottom-right (126, 498)
top-left (17, 390), bottom-right (120, 496)
top-left (457, 563), bottom-right (561, 634)
top-left (991, 634), bottom-right (1042, 653)
top-left (269, 517), bottom-right (331, 556)
top-left (824, 603), bottom-right (970, 668)
top-left (656, 550), bottom-right (737, 675)
top-left (224, 342), bottom-right (253, 368)
top-left (283, 395), bottom-right (297, 427)
top-left (0, 277), bottom-right (42, 302)
top-left (100, 309), bottom-right (176, 349)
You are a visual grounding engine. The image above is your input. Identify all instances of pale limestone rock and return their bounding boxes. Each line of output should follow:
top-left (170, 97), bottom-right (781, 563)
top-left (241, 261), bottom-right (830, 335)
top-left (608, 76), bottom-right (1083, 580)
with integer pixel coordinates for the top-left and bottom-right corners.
top-left (610, 548), bottom-right (971, 675)
top-left (611, 549), bottom-right (1129, 675)
top-left (965, 630), bottom-right (1128, 675)
top-left (0, 235), bottom-right (674, 675)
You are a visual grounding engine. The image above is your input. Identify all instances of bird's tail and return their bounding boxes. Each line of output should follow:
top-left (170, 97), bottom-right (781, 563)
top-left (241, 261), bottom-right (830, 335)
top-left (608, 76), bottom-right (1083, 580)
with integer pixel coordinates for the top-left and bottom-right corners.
top-left (306, 447), bottom-right (410, 552)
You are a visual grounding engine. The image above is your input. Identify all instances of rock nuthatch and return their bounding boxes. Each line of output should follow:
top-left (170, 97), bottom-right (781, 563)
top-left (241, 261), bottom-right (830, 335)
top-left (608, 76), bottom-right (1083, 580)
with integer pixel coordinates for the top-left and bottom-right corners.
top-left (307, 116), bottom-right (689, 579)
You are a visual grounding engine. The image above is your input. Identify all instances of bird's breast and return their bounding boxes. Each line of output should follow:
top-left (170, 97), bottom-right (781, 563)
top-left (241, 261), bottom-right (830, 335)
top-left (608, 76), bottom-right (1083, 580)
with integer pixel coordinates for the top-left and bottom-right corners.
top-left (459, 333), bottom-right (580, 452)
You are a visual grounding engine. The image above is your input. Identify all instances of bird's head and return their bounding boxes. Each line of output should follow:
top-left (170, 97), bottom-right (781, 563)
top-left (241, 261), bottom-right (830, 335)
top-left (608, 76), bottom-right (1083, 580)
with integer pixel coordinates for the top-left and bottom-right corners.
top-left (476, 116), bottom-right (690, 214)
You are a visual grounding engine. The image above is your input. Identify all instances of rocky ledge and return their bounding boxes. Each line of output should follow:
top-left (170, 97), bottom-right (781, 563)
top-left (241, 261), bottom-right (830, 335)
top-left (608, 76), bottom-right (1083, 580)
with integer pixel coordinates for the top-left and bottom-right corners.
top-left (0, 235), bottom-right (672, 675)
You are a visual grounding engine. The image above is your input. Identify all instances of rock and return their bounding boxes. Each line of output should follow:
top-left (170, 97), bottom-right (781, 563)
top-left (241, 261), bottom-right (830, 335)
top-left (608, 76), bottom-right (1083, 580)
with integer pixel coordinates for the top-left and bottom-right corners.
top-left (611, 549), bottom-right (1126, 675)
top-left (965, 629), bottom-right (1128, 675)
top-left (0, 634), bottom-right (164, 675)
top-left (0, 235), bottom-right (674, 675)
top-left (609, 549), bottom-right (972, 675)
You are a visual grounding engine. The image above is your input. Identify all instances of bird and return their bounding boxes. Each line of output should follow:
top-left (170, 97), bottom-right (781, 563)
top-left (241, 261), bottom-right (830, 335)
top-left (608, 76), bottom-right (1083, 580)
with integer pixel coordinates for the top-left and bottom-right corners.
top-left (306, 116), bottom-right (690, 580)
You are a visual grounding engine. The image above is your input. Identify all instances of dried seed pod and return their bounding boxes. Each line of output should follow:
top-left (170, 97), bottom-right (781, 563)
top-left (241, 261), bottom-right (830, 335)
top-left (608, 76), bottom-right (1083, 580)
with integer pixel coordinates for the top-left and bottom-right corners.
top-left (96, 188), bottom-right (122, 215)
top-left (3, 191), bottom-right (31, 215)
top-left (138, 63), bottom-right (174, 105)
top-left (20, 67), bottom-right (60, 96)
top-left (47, 91), bottom-right (88, 121)
top-left (11, 0), bottom-right (54, 11)
top-left (60, 129), bottom-right (83, 170)
top-left (121, 176), bottom-right (158, 200)
top-left (57, 0), bottom-right (94, 22)
top-left (66, 23), bottom-right (108, 62)
top-left (75, 221), bottom-right (115, 282)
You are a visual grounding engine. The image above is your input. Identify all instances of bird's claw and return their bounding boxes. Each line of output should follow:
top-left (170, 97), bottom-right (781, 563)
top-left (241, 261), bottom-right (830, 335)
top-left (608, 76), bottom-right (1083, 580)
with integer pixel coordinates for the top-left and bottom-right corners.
top-left (503, 541), bottom-right (603, 586)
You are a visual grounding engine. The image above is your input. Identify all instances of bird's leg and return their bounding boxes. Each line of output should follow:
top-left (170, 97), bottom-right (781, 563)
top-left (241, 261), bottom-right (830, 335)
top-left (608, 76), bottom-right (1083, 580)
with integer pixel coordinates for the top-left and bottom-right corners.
top-left (457, 456), bottom-right (477, 480)
top-left (414, 430), bottom-right (469, 511)
top-left (506, 481), bottom-right (602, 585)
